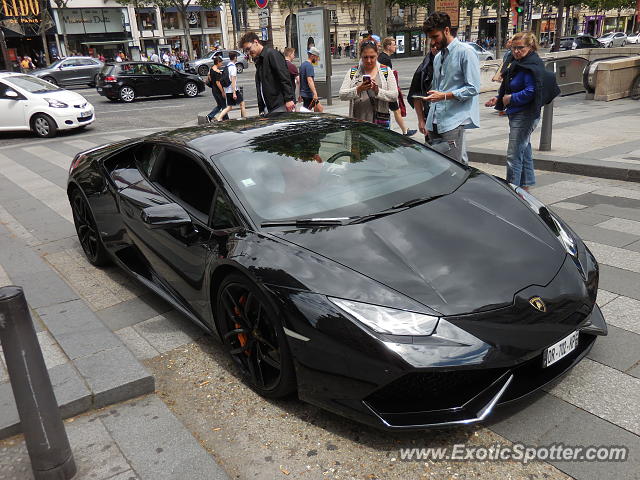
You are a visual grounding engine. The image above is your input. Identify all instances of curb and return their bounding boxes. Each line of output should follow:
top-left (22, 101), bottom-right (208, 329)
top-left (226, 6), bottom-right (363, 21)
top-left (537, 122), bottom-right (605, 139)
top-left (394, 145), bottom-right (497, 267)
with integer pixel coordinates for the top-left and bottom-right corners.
top-left (466, 148), bottom-right (640, 183)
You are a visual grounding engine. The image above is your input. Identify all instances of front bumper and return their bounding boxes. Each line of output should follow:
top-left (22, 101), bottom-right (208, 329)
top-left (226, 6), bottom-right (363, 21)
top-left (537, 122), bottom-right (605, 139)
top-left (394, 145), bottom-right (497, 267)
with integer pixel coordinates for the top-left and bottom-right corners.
top-left (273, 250), bottom-right (604, 430)
top-left (51, 106), bottom-right (95, 130)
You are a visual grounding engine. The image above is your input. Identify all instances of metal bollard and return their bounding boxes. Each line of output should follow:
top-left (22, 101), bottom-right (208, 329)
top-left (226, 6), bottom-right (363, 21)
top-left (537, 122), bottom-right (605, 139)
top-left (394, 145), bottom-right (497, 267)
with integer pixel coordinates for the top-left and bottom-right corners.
top-left (538, 100), bottom-right (554, 151)
top-left (0, 286), bottom-right (76, 480)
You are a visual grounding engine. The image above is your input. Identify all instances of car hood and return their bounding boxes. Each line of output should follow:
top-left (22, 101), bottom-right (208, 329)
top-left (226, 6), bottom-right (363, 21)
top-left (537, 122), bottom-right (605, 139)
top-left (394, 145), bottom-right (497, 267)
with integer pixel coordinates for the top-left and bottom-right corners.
top-left (269, 172), bottom-right (566, 316)
top-left (34, 89), bottom-right (90, 105)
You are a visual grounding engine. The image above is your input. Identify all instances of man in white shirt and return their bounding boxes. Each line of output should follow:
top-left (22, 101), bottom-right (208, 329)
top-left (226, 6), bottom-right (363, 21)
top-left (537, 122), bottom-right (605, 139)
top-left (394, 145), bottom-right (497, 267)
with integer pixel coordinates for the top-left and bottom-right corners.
top-left (213, 51), bottom-right (248, 121)
top-left (150, 51), bottom-right (160, 63)
top-left (162, 51), bottom-right (170, 65)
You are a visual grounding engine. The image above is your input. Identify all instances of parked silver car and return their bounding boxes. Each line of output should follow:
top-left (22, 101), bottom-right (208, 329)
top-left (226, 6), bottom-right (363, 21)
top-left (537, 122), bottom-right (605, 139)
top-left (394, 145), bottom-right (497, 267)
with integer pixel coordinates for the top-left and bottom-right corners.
top-left (466, 42), bottom-right (494, 61)
top-left (185, 50), bottom-right (249, 76)
top-left (597, 32), bottom-right (627, 48)
top-left (31, 57), bottom-right (104, 87)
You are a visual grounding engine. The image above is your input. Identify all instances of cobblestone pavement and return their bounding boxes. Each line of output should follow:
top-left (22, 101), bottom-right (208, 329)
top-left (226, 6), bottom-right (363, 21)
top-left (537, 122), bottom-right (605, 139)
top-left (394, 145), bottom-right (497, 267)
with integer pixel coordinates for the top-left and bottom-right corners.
top-left (0, 128), bottom-right (639, 479)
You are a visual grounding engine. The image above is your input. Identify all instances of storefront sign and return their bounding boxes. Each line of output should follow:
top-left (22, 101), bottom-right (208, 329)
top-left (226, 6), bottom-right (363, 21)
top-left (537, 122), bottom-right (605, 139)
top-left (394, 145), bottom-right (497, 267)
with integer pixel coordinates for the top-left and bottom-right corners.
top-left (297, 7), bottom-right (328, 81)
top-left (57, 8), bottom-right (125, 35)
top-left (1, 0), bottom-right (40, 24)
top-left (435, 0), bottom-right (459, 28)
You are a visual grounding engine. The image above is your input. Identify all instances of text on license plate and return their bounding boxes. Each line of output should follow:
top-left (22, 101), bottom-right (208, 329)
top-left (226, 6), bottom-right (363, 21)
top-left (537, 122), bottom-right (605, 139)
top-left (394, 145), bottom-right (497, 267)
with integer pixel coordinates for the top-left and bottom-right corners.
top-left (543, 331), bottom-right (579, 367)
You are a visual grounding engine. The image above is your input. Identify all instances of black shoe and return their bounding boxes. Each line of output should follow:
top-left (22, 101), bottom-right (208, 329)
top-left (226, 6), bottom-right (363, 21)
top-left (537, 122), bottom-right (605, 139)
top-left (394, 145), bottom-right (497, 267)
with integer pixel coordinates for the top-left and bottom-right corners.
top-left (404, 129), bottom-right (417, 136)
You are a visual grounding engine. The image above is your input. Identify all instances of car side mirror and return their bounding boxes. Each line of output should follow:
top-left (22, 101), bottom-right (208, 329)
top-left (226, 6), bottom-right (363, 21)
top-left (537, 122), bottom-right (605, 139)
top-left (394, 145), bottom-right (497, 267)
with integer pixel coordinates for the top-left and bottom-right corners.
top-left (5, 89), bottom-right (20, 99)
top-left (141, 203), bottom-right (191, 229)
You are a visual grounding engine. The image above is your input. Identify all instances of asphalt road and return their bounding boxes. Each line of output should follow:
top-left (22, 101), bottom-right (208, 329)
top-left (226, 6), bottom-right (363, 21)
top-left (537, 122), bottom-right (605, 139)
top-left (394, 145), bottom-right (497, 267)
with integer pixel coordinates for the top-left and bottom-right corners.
top-left (0, 56), bottom-right (427, 147)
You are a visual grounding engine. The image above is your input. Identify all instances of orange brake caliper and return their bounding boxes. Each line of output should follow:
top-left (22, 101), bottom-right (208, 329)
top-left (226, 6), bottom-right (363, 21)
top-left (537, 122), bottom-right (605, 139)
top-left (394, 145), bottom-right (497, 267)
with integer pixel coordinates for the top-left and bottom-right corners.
top-left (234, 295), bottom-right (249, 355)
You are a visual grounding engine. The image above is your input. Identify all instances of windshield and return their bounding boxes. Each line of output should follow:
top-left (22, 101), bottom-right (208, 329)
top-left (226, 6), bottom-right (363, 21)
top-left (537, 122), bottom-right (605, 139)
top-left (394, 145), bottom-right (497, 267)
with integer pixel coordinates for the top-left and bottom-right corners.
top-left (47, 59), bottom-right (64, 69)
top-left (214, 123), bottom-right (468, 223)
top-left (600, 33), bottom-right (613, 38)
top-left (6, 75), bottom-right (61, 93)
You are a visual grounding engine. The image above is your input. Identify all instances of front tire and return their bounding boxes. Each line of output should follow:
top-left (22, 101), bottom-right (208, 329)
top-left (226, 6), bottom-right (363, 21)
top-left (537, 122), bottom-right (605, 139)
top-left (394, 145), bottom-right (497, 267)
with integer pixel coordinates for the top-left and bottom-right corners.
top-left (42, 76), bottom-right (57, 86)
top-left (31, 114), bottom-right (57, 138)
top-left (70, 189), bottom-right (110, 267)
top-left (184, 81), bottom-right (199, 97)
top-left (119, 86), bottom-right (136, 103)
top-left (216, 273), bottom-right (296, 398)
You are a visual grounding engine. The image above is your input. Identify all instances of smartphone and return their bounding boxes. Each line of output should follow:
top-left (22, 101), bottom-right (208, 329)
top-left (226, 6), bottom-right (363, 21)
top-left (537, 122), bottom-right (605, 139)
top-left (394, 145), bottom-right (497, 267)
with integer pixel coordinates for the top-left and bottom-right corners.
top-left (362, 74), bottom-right (371, 84)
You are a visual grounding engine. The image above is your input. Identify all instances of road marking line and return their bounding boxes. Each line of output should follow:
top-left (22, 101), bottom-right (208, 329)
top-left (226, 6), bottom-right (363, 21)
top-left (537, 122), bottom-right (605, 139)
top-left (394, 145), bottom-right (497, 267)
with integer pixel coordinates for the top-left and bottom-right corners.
top-left (23, 145), bottom-right (72, 170)
top-left (0, 204), bottom-right (40, 246)
top-left (65, 139), bottom-right (98, 150)
top-left (0, 152), bottom-right (72, 223)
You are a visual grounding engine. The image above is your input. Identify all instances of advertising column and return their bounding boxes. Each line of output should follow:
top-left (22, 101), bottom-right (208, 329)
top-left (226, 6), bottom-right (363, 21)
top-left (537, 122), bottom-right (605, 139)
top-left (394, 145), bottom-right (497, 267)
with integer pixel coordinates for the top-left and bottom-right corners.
top-left (296, 7), bottom-right (332, 104)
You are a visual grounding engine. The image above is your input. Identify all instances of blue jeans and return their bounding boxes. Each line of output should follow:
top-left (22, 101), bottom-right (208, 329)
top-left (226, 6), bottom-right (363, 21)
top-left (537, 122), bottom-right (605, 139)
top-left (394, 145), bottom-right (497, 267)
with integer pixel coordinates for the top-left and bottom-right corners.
top-left (506, 110), bottom-right (539, 187)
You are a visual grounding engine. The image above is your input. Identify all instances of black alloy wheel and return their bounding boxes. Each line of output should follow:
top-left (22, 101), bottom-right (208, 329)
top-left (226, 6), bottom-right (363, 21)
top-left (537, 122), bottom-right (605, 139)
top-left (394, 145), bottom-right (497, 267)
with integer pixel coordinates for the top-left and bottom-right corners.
top-left (217, 274), bottom-right (296, 398)
top-left (70, 190), bottom-right (110, 266)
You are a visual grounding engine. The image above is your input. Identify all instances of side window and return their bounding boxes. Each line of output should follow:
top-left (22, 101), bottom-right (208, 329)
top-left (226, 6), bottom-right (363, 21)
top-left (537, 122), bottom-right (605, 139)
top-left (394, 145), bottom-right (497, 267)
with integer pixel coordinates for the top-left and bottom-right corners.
top-left (152, 147), bottom-right (215, 219)
top-left (78, 59), bottom-right (95, 66)
top-left (148, 64), bottom-right (173, 75)
top-left (135, 144), bottom-right (158, 177)
top-left (212, 193), bottom-right (238, 230)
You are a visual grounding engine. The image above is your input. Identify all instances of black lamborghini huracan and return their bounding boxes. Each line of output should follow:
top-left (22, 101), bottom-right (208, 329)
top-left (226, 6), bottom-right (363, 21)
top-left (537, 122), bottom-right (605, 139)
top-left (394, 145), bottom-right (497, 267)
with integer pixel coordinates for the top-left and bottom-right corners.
top-left (67, 114), bottom-right (607, 430)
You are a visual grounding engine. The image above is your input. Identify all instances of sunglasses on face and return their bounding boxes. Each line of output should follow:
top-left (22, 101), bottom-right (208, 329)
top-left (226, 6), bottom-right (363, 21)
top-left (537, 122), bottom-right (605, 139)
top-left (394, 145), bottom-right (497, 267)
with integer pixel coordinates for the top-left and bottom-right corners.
top-left (511, 45), bottom-right (527, 51)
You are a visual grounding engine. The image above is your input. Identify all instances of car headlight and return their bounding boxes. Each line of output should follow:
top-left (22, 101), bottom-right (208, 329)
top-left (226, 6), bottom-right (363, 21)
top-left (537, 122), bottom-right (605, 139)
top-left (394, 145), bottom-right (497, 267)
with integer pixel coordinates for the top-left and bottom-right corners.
top-left (44, 98), bottom-right (68, 108)
top-left (513, 185), bottom-right (577, 257)
top-left (329, 297), bottom-right (439, 336)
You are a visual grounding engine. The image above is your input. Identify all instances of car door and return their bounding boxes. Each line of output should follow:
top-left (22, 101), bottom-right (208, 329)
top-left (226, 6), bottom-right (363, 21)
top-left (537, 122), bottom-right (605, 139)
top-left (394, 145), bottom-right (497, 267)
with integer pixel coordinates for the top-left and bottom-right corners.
top-left (75, 58), bottom-right (99, 84)
top-left (0, 81), bottom-right (28, 130)
top-left (147, 63), bottom-right (177, 95)
top-left (119, 144), bottom-right (215, 315)
top-left (56, 59), bottom-right (78, 84)
top-left (121, 63), bottom-right (152, 96)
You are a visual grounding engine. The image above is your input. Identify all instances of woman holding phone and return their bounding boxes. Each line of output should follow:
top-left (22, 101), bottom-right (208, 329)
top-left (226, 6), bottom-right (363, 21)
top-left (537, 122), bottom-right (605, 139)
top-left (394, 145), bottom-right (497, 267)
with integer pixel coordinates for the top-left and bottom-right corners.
top-left (339, 38), bottom-right (398, 127)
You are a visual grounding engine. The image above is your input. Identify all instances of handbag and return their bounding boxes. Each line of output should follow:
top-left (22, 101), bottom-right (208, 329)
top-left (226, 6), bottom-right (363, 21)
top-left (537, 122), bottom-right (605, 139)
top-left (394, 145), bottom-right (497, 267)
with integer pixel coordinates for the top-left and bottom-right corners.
top-left (309, 98), bottom-right (324, 113)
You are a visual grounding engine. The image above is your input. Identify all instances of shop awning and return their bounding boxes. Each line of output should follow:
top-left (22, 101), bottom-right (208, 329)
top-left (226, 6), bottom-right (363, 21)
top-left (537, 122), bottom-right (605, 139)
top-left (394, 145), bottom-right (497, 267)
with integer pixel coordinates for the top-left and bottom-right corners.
top-left (163, 6), bottom-right (220, 12)
top-left (80, 40), bottom-right (130, 45)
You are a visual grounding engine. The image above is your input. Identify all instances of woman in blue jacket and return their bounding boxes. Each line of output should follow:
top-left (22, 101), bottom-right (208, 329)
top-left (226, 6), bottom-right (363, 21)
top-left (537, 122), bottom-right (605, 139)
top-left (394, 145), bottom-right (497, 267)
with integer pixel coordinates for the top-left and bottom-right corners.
top-left (486, 32), bottom-right (551, 191)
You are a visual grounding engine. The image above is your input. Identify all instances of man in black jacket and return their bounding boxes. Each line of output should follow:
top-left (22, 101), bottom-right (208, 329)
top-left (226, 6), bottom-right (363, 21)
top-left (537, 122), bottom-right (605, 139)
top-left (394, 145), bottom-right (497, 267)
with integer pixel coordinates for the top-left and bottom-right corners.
top-left (408, 45), bottom-right (437, 143)
top-left (239, 32), bottom-right (295, 114)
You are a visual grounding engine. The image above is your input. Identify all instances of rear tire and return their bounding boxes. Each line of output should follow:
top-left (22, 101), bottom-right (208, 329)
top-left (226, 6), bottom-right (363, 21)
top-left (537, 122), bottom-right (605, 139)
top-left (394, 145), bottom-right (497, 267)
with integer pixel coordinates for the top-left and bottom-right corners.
top-left (119, 86), bottom-right (136, 103)
top-left (236, 64), bottom-right (244, 74)
top-left (70, 189), bottom-right (110, 267)
top-left (31, 114), bottom-right (57, 138)
top-left (198, 65), bottom-right (209, 76)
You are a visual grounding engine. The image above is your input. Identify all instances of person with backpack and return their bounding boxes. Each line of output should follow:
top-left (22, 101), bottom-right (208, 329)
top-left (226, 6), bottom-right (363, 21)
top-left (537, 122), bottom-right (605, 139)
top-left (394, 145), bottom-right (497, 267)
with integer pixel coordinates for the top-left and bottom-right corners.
top-left (339, 38), bottom-right (397, 127)
top-left (239, 31), bottom-right (295, 114)
top-left (212, 51), bottom-right (248, 121)
top-left (206, 56), bottom-right (227, 122)
top-left (485, 31), bottom-right (560, 190)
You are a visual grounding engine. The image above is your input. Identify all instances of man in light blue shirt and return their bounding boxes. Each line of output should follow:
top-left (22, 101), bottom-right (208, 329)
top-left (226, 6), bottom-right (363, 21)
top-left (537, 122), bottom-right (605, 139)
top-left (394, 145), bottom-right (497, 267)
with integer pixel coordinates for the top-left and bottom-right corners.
top-left (423, 12), bottom-right (480, 164)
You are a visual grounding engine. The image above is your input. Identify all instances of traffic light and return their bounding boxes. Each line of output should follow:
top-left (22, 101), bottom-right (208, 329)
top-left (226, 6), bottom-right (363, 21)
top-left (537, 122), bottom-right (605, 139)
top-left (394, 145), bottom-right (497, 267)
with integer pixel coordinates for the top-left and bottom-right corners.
top-left (516, 0), bottom-right (525, 14)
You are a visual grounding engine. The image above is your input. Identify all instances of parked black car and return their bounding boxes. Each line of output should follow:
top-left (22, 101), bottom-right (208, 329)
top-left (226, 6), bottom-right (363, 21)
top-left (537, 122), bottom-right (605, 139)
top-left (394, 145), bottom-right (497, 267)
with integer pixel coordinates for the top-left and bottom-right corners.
top-left (96, 62), bottom-right (205, 102)
top-left (67, 114), bottom-right (606, 430)
top-left (32, 56), bottom-right (104, 87)
top-left (555, 35), bottom-right (603, 50)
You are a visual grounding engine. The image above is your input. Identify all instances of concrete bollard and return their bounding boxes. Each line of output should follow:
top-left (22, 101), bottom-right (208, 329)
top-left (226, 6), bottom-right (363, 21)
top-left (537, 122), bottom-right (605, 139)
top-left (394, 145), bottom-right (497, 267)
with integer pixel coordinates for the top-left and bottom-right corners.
top-left (0, 286), bottom-right (76, 480)
top-left (538, 100), bottom-right (554, 152)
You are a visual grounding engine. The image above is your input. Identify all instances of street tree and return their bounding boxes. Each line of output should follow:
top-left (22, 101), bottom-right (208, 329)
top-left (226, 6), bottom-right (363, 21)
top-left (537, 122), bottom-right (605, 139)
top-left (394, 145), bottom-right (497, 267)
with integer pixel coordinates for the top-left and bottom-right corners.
top-left (37, 0), bottom-right (52, 63)
top-left (50, 0), bottom-right (71, 56)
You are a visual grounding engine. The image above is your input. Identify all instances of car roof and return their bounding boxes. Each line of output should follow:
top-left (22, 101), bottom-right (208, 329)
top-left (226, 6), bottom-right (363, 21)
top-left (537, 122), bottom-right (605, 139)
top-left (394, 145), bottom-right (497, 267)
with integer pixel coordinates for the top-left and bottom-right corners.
top-left (0, 71), bottom-right (28, 79)
top-left (145, 113), bottom-right (356, 158)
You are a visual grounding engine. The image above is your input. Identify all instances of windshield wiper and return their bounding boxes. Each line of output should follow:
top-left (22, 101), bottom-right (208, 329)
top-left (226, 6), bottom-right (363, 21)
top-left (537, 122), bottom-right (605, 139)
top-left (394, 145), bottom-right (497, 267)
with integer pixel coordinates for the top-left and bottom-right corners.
top-left (260, 217), bottom-right (349, 227)
top-left (390, 194), bottom-right (446, 210)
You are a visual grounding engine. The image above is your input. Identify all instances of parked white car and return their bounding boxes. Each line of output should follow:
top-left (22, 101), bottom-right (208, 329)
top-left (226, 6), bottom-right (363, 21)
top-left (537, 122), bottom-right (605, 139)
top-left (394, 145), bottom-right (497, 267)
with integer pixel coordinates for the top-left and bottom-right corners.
top-left (0, 72), bottom-right (95, 138)
top-left (466, 42), bottom-right (494, 60)
top-left (597, 32), bottom-right (627, 48)
top-left (627, 32), bottom-right (640, 44)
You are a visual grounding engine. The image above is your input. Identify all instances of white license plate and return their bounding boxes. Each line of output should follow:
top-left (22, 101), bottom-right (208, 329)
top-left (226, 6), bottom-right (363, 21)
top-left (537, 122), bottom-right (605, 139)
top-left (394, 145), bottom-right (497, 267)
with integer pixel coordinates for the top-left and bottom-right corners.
top-left (97, 87), bottom-right (102, 92)
top-left (543, 331), bottom-right (579, 367)
top-left (80, 111), bottom-right (92, 118)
